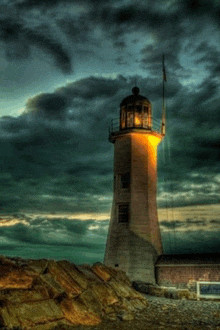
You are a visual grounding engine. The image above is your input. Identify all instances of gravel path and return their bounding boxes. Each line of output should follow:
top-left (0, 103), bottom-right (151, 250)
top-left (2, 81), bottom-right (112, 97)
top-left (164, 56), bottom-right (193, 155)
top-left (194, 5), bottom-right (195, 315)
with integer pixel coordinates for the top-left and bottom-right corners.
top-left (54, 294), bottom-right (220, 330)
top-left (138, 294), bottom-right (220, 329)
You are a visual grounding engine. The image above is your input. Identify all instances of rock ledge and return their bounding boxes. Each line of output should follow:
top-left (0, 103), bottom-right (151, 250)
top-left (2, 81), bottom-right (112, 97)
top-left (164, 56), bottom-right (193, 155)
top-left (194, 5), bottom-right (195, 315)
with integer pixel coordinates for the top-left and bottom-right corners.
top-left (0, 256), bottom-right (148, 329)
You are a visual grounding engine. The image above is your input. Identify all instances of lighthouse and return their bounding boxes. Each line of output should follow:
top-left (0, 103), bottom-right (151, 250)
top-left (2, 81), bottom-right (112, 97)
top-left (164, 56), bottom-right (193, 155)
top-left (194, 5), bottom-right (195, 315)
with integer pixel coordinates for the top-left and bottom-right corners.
top-left (104, 86), bottom-right (165, 284)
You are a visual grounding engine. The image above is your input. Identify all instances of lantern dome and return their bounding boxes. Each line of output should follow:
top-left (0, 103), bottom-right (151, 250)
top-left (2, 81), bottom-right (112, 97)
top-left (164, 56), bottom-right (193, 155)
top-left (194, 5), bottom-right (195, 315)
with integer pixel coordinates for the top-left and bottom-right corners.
top-left (120, 86), bottom-right (150, 107)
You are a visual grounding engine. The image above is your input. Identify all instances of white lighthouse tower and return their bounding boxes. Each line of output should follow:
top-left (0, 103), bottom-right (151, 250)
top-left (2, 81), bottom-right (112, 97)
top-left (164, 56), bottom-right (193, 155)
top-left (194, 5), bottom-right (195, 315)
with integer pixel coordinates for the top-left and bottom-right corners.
top-left (104, 86), bottom-right (165, 284)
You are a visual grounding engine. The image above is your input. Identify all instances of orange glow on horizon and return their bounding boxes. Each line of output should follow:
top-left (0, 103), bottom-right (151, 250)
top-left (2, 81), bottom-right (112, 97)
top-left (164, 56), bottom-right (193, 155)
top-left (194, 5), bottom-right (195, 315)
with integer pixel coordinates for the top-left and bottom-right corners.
top-left (0, 219), bottom-right (29, 227)
top-left (25, 212), bottom-right (110, 221)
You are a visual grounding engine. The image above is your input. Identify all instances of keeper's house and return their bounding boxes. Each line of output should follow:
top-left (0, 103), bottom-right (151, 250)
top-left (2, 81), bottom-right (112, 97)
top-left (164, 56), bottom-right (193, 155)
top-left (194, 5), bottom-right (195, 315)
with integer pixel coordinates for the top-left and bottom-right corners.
top-left (156, 253), bottom-right (220, 293)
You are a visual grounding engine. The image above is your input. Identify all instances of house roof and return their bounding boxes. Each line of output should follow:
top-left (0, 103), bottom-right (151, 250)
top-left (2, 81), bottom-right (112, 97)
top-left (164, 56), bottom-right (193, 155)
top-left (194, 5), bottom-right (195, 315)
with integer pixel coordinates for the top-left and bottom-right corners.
top-left (155, 253), bottom-right (220, 266)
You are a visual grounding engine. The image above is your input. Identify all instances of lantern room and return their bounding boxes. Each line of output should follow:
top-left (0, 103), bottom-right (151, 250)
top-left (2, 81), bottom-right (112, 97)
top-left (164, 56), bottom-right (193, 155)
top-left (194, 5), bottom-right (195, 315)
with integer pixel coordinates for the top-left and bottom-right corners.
top-left (120, 86), bottom-right (152, 130)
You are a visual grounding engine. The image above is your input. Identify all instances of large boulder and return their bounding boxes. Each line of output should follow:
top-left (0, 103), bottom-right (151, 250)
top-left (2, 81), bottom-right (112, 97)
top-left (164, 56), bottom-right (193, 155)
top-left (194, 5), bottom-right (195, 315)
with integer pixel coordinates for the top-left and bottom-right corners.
top-left (60, 297), bottom-right (101, 325)
top-left (0, 256), bottom-right (148, 329)
top-left (0, 256), bottom-right (36, 290)
top-left (1, 299), bottom-right (64, 328)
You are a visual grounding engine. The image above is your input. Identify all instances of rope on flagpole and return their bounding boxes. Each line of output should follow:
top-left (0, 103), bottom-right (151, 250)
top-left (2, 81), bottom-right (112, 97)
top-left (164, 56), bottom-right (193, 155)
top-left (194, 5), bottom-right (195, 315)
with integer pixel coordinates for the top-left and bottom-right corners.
top-left (161, 55), bottom-right (177, 253)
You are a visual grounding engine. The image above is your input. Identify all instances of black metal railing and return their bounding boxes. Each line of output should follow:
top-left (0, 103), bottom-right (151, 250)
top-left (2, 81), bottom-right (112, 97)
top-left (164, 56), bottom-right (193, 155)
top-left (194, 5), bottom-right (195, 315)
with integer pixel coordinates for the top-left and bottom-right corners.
top-left (109, 117), bottom-right (162, 135)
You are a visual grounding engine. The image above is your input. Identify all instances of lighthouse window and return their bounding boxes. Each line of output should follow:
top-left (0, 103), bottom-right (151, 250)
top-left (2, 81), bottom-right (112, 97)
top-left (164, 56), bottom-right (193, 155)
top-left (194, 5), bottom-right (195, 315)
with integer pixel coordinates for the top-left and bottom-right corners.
top-left (136, 105), bottom-right (142, 113)
top-left (127, 112), bottom-right (133, 127)
top-left (120, 172), bottom-right (130, 189)
top-left (118, 204), bottom-right (129, 223)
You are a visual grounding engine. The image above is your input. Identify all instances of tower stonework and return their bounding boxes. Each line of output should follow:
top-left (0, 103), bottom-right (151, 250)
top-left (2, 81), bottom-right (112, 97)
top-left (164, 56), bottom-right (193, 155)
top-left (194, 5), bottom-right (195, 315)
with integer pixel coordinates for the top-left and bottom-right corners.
top-left (104, 87), bottom-right (164, 284)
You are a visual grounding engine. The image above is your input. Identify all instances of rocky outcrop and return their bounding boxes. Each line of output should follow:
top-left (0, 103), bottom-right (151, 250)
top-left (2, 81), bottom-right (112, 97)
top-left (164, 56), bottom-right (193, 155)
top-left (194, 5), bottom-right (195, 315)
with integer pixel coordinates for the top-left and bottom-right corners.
top-left (133, 280), bottom-right (198, 300)
top-left (0, 256), bottom-right (148, 329)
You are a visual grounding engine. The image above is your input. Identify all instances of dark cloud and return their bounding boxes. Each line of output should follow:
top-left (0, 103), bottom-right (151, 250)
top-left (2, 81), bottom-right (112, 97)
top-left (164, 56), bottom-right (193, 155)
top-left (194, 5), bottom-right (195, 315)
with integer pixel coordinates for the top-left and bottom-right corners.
top-left (0, 89), bottom-right (113, 213)
top-left (0, 71), bottom-right (219, 212)
top-left (57, 16), bottom-right (93, 45)
top-left (0, 216), bottom-right (107, 245)
top-left (160, 218), bottom-right (209, 232)
top-left (0, 19), bottom-right (21, 42)
top-left (160, 220), bottom-right (183, 229)
top-left (77, 1), bottom-right (220, 82)
top-left (0, 215), bottom-right (108, 263)
top-left (25, 93), bottom-right (70, 119)
top-left (57, 75), bottom-right (124, 100)
top-left (194, 42), bottom-right (220, 78)
top-left (25, 29), bottom-right (72, 73)
top-left (1, 0), bottom-right (219, 77)
top-left (0, 19), bottom-right (30, 60)
top-left (0, 13), bottom-right (72, 73)
top-left (16, 0), bottom-right (117, 9)
top-left (16, 0), bottom-right (73, 8)
top-left (0, 0), bottom-right (219, 216)
top-left (179, 0), bottom-right (220, 22)
top-left (162, 230), bottom-right (220, 254)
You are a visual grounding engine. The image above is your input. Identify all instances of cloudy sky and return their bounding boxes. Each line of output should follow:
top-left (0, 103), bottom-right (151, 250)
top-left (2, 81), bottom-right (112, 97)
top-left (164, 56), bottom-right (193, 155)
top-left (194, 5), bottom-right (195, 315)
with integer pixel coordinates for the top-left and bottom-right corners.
top-left (0, 0), bottom-right (220, 263)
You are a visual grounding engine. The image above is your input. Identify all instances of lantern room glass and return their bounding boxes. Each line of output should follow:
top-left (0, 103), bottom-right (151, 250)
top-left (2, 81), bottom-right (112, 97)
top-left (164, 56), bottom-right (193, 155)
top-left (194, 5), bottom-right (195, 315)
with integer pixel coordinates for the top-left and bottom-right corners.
top-left (120, 104), bottom-right (151, 130)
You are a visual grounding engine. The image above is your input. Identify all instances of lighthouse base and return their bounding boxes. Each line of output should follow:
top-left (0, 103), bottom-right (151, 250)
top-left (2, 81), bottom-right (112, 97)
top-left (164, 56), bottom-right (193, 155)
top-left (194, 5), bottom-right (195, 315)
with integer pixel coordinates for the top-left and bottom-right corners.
top-left (104, 227), bottom-right (159, 284)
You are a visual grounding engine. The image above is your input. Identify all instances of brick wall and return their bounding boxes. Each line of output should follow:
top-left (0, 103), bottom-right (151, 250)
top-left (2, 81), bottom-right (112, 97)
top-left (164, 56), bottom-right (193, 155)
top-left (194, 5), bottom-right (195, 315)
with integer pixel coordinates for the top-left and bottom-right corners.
top-left (156, 265), bottom-right (220, 291)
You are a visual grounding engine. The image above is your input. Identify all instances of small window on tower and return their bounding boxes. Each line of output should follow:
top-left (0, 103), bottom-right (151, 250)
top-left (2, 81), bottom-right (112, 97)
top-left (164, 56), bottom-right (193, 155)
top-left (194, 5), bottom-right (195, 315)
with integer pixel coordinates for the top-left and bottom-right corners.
top-left (118, 204), bottom-right (129, 223)
top-left (120, 172), bottom-right (130, 189)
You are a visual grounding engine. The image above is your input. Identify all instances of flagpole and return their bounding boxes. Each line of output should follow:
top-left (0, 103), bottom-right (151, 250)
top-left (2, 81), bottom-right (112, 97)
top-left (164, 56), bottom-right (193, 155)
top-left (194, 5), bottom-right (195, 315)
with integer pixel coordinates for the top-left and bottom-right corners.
top-left (162, 54), bottom-right (166, 135)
